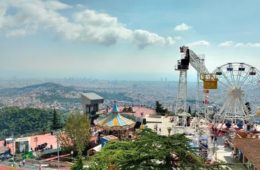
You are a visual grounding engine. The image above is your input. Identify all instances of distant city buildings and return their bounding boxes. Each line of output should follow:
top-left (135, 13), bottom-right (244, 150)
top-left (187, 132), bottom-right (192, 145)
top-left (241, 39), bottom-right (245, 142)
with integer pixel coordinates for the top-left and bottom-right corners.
top-left (0, 80), bottom-right (202, 112)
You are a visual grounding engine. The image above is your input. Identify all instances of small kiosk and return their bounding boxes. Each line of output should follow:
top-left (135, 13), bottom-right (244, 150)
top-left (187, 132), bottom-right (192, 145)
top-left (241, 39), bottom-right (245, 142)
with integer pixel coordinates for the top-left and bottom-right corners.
top-left (81, 92), bottom-right (104, 123)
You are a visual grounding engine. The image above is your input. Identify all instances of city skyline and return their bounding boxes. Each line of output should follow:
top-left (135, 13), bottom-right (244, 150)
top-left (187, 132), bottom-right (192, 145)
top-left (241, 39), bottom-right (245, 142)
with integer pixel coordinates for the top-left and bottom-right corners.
top-left (1, 0), bottom-right (260, 80)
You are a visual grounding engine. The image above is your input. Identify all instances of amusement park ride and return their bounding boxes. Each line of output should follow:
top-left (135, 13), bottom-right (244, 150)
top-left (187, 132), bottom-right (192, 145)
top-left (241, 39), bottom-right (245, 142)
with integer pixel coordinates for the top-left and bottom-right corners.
top-left (175, 46), bottom-right (260, 124)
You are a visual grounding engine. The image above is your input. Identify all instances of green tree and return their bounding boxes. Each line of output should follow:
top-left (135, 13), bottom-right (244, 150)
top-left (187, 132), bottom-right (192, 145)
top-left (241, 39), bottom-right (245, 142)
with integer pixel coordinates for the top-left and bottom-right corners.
top-left (87, 129), bottom-right (204, 170)
top-left (63, 112), bottom-right (91, 156)
top-left (51, 109), bottom-right (62, 130)
top-left (71, 156), bottom-right (84, 170)
top-left (188, 106), bottom-right (191, 114)
top-left (0, 107), bottom-right (54, 139)
top-left (155, 101), bottom-right (168, 116)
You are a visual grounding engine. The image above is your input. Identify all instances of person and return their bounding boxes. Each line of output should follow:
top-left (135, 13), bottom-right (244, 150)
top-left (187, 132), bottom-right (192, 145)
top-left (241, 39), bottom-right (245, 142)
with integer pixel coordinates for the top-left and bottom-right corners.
top-left (22, 159), bottom-right (25, 166)
top-left (211, 135), bottom-right (214, 142)
top-left (154, 124), bottom-right (158, 131)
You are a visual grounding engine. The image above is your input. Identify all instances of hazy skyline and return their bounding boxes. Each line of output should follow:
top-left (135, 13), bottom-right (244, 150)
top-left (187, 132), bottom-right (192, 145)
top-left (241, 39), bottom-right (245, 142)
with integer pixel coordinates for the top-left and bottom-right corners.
top-left (1, 0), bottom-right (260, 81)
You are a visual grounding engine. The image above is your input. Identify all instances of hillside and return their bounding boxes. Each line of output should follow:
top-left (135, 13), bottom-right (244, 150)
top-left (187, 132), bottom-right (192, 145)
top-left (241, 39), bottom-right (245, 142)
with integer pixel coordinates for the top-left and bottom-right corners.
top-left (0, 107), bottom-right (54, 139)
top-left (0, 82), bottom-right (74, 96)
top-left (0, 82), bottom-right (135, 111)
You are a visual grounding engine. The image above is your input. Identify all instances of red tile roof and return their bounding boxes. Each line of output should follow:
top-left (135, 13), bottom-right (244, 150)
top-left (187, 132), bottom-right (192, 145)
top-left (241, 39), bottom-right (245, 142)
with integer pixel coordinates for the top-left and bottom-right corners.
top-left (102, 106), bottom-right (156, 117)
top-left (29, 133), bottom-right (57, 150)
top-left (233, 137), bottom-right (260, 169)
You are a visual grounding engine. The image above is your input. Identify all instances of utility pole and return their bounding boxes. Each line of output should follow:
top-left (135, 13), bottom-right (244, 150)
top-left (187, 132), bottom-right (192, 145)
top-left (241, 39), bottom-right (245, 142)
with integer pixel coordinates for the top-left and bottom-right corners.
top-left (57, 132), bottom-right (60, 170)
top-left (51, 130), bottom-right (61, 170)
top-left (12, 133), bottom-right (15, 167)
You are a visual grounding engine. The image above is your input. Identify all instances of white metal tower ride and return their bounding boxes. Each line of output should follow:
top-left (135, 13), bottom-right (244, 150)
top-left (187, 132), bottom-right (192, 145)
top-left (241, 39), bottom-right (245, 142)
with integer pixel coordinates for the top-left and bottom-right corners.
top-left (175, 69), bottom-right (188, 113)
top-left (175, 46), bottom-right (209, 114)
top-left (175, 47), bottom-right (189, 114)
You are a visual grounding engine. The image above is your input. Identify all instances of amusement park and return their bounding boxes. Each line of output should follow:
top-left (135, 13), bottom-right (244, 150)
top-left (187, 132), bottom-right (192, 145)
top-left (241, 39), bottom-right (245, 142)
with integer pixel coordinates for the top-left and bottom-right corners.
top-left (1, 46), bottom-right (260, 170)
top-left (78, 46), bottom-right (260, 169)
top-left (86, 46), bottom-right (260, 169)
top-left (172, 46), bottom-right (260, 169)
top-left (1, 0), bottom-right (260, 169)
top-left (69, 46), bottom-right (260, 170)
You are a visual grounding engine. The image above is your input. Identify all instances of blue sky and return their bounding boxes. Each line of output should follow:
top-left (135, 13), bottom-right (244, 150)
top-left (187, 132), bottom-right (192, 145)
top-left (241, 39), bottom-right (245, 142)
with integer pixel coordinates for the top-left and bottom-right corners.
top-left (0, 0), bottom-right (260, 81)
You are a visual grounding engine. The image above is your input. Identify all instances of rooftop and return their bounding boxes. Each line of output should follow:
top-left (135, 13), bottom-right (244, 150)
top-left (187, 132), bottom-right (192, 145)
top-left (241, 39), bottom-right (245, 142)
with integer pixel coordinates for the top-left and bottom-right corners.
top-left (81, 93), bottom-right (104, 101)
top-left (233, 135), bottom-right (260, 169)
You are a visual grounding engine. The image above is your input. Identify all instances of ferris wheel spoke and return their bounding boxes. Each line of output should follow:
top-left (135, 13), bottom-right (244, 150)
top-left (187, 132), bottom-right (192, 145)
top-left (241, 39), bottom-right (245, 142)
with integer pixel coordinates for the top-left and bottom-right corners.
top-left (247, 76), bottom-right (259, 90)
top-left (238, 69), bottom-right (251, 88)
top-left (218, 79), bottom-right (231, 89)
top-left (229, 70), bottom-right (237, 86)
top-left (235, 69), bottom-right (243, 87)
top-left (242, 75), bottom-right (256, 89)
top-left (237, 70), bottom-right (249, 88)
top-left (220, 69), bottom-right (234, 87)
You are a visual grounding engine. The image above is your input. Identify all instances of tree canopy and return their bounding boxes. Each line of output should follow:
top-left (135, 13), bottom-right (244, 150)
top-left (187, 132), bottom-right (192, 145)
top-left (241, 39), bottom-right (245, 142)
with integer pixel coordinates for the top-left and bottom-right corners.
top-left (155, 101), bottom-right (168, 115)
top-left (87, 129), bottom-right (204, 170)
top-left (62, 112), bottom-right (91, 156)
top-left (0, 107), bottom-right (53, 139)
top-left (51, 109), bottom-right (62, 130)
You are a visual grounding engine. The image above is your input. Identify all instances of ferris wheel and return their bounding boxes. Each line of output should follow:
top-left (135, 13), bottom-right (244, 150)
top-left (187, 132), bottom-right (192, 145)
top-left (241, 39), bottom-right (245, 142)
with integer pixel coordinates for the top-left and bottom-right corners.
top-left (210, 62), bottom-right (260, 124)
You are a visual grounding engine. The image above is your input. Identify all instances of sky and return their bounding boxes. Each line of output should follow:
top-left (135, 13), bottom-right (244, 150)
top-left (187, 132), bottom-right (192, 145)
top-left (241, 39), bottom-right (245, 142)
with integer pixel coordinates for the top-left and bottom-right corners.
top-left (0, 0), bottom-right (260, 81)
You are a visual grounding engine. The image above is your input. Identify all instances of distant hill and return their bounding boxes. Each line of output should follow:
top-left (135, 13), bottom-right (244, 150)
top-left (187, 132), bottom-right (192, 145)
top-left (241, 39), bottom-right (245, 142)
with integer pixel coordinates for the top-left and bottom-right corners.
top-left (0, 82), bottom-right (75, 96)
top-left (0, 82), bottom-right (134, 110)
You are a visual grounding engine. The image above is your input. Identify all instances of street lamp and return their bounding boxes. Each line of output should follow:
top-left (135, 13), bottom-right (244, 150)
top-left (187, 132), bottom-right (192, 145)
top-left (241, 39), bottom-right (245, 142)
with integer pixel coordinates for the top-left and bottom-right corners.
top-left (70, 150), bottom-right (74, 161)
top-left (11, 133), bottom-right (16, 167)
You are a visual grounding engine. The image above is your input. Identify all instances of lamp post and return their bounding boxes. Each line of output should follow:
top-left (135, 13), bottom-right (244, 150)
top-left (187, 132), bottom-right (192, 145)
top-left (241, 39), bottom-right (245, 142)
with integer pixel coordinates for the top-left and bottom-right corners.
top-left (71, 150), bottom-right (74, 161)
top-left (12, 133), bottom-right (16, 167)
top-left (57, 134), bottom-right (60, 170)
top-left (51, 130), bottom-right (61, 170)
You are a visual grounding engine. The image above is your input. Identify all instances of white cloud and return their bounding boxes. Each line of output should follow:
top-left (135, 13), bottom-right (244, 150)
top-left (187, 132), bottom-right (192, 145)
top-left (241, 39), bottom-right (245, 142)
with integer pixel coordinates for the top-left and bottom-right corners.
top-left (248, 43), bottom-right (260, 48)
top-left (234, 43), bottom-right (244, 47)
top-left (174, 36), bottom-right (182, 40)
top-left (0, 0), bottom-right (178, 48)
top-left (73, 9), bottom-right (132, 45)
top-left (187, 40), bottom-right (210, 47)
top-left (133, 30), bottom-right (175, 48)
top-left (219, 41), bottom-right (234, 47)
top-left (45, 1), bottom-right (71, 10)
top-left (75, 4), bottom-right (84, 9)
top-left (6, 28), bottom-right (34, 37)
top-left (219, 41), bottom-right (260, 48)
top-left (174, 23), bottom-right (191, 32)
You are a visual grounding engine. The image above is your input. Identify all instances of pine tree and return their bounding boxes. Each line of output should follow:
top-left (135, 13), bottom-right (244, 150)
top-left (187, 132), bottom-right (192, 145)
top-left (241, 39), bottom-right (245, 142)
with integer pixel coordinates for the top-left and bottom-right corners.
top-left (88, 129), bottom-right (206, 169)
top-left (155, 101), bottom-right (168, 115)
top-left (155, 101), bottom-right (163, 113)
top-left (52, 109), bottom-right (61, 130)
